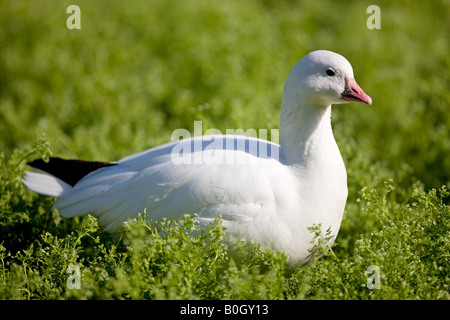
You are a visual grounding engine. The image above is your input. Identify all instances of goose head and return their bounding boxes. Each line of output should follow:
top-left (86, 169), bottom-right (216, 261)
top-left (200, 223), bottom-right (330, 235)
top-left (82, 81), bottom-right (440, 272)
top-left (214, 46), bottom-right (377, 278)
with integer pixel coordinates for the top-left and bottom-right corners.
top-left (282, 50), bottom-right (372, 109)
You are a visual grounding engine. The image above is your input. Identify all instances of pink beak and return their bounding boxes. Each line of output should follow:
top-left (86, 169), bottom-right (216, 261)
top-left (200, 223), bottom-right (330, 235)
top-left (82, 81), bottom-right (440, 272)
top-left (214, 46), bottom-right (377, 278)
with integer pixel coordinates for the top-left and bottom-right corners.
top-left (341, 77), bottom-right (372, 105)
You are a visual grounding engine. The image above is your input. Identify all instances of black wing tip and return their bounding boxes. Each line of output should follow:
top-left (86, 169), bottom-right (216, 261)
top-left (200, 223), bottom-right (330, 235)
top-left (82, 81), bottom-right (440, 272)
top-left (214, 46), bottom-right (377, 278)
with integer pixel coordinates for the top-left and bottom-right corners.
top-left (27, 157), bottom-right (115, 187)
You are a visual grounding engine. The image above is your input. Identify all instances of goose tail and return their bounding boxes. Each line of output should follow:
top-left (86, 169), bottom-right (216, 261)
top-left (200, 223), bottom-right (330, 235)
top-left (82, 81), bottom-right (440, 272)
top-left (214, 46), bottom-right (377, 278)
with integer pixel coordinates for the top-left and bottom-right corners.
top-left (23, 170), bottom-right (72, 197)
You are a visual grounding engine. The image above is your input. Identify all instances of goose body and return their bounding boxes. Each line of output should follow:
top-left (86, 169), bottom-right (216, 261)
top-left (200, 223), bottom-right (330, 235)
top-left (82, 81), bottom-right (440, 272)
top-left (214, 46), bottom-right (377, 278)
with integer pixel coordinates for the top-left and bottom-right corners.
top-left (24, 50), bottom-right (372, 264)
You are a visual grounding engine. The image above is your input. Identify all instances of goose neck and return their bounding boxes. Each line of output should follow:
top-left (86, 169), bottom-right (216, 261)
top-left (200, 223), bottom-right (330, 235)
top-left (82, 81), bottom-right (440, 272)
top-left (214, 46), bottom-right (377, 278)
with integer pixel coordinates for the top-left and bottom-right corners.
top-left (279, 103), bottom-right (333, 166)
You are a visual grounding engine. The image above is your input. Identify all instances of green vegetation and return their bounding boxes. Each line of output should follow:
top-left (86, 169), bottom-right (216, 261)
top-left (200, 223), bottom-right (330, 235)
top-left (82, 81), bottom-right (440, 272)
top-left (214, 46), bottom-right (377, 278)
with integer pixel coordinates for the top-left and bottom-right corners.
top-left (0, 0), bottom-right (448, 299)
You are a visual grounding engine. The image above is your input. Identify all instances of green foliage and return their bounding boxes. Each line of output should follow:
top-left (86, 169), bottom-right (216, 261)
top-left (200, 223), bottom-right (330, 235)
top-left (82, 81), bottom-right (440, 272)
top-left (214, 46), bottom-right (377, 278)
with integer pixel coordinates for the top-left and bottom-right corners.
top-left (288, 183), bottom-right (450, 300)
top-left (1, 136), bottom-right (449, 300)
top-left (0, 0), bottom-right (448, 300)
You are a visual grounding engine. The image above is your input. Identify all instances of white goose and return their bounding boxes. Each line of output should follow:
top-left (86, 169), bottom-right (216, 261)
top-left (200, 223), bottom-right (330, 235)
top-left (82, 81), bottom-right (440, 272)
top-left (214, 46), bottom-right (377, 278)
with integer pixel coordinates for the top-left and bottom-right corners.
top-left (23, 50), bottom-right (372, 264)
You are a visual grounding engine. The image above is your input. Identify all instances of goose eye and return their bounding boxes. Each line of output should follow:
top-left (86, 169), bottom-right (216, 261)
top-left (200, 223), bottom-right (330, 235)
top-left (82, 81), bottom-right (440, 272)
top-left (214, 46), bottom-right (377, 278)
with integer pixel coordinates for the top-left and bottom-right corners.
top-left (326, 68), bottom-right (335, 76)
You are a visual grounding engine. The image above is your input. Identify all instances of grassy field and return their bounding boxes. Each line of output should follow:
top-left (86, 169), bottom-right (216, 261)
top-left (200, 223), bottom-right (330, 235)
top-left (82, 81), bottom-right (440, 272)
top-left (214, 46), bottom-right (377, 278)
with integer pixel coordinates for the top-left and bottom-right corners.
top-left (0, 0), bottom-right (449, 300)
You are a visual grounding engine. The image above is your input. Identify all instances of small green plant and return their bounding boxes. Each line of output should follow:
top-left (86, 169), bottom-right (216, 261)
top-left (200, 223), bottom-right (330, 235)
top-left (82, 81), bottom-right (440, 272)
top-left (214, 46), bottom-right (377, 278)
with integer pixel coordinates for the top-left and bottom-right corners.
top-left (306, 224), bottom-right (336, 264)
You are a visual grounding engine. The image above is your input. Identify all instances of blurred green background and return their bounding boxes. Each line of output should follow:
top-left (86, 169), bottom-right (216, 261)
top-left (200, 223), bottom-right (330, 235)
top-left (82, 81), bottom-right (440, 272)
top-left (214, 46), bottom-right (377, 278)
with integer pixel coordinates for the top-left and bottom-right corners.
top-left (1, 0), bottom-right (449, 191)
top-left (0, 0), bottom-right (449, 300)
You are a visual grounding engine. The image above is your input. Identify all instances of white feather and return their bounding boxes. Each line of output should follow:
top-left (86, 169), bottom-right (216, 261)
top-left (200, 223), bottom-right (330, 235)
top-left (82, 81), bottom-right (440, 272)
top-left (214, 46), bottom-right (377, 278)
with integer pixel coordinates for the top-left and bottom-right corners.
top-left (23, 170), bottom-right (72, 197)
